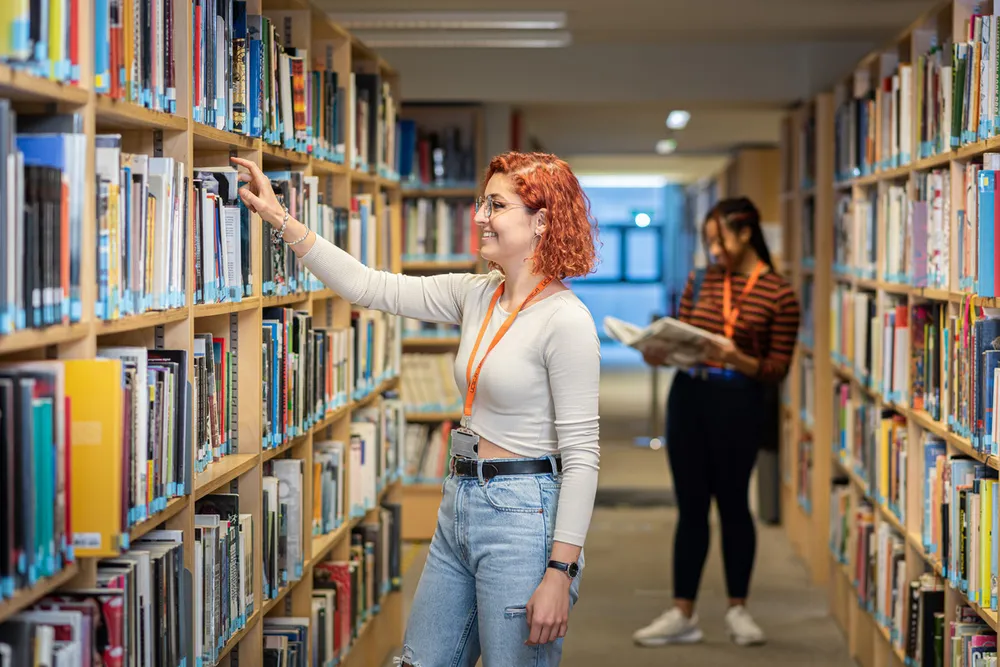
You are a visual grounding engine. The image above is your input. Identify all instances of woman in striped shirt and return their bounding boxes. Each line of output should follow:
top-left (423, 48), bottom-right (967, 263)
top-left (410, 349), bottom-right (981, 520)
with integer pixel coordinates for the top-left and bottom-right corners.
top-left (633, 196), bottom-right (801, 649)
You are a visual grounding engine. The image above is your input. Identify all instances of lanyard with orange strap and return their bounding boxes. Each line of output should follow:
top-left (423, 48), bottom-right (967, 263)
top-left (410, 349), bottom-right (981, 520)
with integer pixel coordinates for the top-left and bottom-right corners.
top-left (721, 260), bottom-right (766, 339)
top-left (451, 276), bottom-right (553, 457)
top-left (700, 261), bottom-right (766, 372)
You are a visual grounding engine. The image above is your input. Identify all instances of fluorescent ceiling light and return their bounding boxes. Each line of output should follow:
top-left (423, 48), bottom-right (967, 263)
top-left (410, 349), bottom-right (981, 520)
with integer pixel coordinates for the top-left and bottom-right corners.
top-left (328, 11), bottom-right (567, 31)
top-left (577, 175), bottom-right (669, 188)
top-left (666, 110), bottom-right (690, 130)
top-left (352, 29), bottom-right (571, 49)
top-left (655, 139), bottom-right (677, 155)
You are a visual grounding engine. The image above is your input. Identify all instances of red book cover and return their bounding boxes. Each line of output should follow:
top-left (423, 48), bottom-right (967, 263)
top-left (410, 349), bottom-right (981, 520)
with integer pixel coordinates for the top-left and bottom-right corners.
top-left (69, 0), bottom-right (79, 85)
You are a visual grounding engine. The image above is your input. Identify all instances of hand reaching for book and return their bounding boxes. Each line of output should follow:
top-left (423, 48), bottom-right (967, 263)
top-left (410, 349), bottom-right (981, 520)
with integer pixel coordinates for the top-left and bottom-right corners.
top-left (230, 156), bottom-right (284, 228)
top-left (230, 156), bottom-right (316, 254)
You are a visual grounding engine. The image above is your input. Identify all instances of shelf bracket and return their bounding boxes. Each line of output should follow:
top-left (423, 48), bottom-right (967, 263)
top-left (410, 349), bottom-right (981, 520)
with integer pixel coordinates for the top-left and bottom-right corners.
top-left (154, 325), bottom-right (165, 350)
top-left (230, 312), bottom-right (239, 454)
top-left (153, 130), bottom-right (163, 158)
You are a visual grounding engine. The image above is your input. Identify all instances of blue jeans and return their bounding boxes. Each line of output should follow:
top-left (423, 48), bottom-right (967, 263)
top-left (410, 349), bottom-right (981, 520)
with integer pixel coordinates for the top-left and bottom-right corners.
top-left (399, 456), bottom-right (584, 666)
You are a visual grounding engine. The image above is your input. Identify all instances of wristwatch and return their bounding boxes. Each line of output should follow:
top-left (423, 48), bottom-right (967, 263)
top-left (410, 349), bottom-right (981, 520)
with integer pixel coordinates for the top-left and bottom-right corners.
top-left (547, 560), bottom-right (579, 579)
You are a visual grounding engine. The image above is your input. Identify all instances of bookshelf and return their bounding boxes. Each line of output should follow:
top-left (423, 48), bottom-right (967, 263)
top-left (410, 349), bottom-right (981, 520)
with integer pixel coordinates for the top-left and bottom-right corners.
top-left (395, 103), bottom-right (485, 541)
top-left (781, 1), bottom-right (1000, 665)
top-left (0, 1), bottom-right (409, 665)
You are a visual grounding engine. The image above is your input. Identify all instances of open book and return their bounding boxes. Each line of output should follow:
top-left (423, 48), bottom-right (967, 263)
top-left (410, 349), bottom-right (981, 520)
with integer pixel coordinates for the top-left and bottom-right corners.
top-left (603, 315), bottom-right (729, 368)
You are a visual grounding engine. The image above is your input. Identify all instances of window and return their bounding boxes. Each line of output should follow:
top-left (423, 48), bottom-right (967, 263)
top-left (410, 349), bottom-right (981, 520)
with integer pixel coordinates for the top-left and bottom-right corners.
top-left (566, 179), bottom-right (692, 366)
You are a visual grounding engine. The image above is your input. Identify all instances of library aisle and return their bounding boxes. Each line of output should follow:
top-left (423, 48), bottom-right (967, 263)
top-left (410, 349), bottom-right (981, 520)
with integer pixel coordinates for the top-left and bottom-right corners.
top-left (383, 368), bottom-right (856, 667)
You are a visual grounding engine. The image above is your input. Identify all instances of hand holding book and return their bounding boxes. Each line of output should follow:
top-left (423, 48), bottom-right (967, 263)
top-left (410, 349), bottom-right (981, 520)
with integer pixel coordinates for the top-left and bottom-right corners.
top-left (603, 315), bottom-right (730, 369)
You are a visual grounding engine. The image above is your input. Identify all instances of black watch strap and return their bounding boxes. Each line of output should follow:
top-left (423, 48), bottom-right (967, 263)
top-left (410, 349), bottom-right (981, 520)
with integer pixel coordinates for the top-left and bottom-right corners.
top-left (547, 559), bottom-right (579, 578)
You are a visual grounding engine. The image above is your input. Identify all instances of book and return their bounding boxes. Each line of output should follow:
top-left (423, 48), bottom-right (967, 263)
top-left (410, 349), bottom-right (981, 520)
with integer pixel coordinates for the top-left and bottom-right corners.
top-left (602, 314), bottom-right (729, 367)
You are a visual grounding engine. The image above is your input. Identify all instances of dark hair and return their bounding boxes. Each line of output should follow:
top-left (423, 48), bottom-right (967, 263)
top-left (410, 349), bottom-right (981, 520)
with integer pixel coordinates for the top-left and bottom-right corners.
top-left (705, 196), bottom-right (775, 271)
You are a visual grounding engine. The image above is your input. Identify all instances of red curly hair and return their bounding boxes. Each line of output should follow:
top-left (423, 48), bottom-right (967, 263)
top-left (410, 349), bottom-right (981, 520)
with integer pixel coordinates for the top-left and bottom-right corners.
top-left (482, 151), bottom-right (599, 279)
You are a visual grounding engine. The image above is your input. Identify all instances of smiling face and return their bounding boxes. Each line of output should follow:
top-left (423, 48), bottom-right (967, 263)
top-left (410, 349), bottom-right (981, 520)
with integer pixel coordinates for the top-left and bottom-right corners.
top-left (474, 173), bottom-right (545, 271)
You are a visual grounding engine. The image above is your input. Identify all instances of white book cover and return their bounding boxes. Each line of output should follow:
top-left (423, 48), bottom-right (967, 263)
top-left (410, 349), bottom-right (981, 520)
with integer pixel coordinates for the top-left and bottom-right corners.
top-left (603, 314), bottom-right (728, 370)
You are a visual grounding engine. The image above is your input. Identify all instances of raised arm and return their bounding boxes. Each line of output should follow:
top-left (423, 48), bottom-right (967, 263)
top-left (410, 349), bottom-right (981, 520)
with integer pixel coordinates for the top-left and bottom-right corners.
top-left (233, 156), bottom-right (485, 324)
top-left (299, 234), bottom-right (485, 324)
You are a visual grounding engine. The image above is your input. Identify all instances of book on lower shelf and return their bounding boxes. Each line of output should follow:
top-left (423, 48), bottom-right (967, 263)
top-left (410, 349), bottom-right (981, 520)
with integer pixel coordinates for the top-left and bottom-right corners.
top-left (1, 530), bottom-right (191, 667)
top-left (830, 477), bottom-right (999, 665)
top-left (308, 502), bottom-right (402, 664)
top-left (195, 494), bottom-right (254, 665)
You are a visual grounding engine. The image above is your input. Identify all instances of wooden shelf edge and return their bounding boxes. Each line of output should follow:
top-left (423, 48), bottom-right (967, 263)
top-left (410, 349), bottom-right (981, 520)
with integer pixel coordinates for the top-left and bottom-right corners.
top-left (262, 584), bottom-right (294, 616)
top-left (0, 322), bottom-right (91, 355)
top-left (0, 562), bottom-right (81, 624)
top-left (129, 496), bottom-right (189, 540)
top-left (195, 453), bottom-right (260, 499)
top-left (94, 96), bottom-right (188, 130)
top-left (95, 308), bottom-right (190, 334)
top-left (0, 64), bottom-right (90, 104)
top-left (216, 608), bottom-right (262, 664)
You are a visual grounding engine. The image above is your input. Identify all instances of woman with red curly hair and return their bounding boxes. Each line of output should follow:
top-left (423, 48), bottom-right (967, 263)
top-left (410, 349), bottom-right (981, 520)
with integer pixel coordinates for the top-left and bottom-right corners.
top-left (232, 151), bottom-right (601, 666)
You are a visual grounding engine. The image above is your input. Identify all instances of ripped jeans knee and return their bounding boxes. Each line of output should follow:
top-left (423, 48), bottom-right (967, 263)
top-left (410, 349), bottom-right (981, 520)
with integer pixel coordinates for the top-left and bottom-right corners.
top-left (392, 644), bottom-right (419, 667)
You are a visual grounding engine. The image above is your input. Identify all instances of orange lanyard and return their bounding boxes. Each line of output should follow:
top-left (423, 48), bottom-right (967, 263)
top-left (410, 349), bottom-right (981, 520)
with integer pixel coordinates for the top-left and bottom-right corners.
top-left (464, 277), bottom-right (552, 425)
top-left (722, 261), bottom-right (766, 339)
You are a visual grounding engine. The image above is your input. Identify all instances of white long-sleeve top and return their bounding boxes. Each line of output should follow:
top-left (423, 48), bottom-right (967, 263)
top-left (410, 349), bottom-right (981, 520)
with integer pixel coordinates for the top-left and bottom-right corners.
top-left (300, 234), bottom-right (601, 546)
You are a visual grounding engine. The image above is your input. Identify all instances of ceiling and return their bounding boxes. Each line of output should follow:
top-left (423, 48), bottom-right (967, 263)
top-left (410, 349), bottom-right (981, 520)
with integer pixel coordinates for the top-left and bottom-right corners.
top-left (322, 0), bottom-right (941, 177)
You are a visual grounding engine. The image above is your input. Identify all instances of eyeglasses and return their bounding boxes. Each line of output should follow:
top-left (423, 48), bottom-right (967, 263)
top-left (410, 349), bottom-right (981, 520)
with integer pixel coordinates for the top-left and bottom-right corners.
top-left (475, 194), bottom-right (533, 219)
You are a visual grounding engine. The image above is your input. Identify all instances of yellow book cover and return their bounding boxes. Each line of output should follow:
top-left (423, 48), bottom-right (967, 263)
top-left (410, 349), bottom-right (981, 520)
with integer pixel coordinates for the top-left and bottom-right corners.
top-left (65, 358), bottom-right (124, 558)
top-left (47, 0), bottom-right (63, 80)
top-left (0, 0), bottom-right (31, 60)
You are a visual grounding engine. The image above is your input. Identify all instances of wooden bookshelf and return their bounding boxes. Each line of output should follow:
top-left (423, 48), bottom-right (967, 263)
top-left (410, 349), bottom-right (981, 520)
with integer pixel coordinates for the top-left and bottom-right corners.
top-left (393, 104), bottom-right (487, 542)
top-left (0, 1), bottom-right (407, 665)
top-left (781, 2), bottom-right (1000, 666)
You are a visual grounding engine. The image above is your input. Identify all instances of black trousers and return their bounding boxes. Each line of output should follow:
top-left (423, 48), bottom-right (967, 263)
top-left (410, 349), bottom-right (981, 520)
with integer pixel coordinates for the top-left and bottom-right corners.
top-left (665, 370), bottom-right (765, 601)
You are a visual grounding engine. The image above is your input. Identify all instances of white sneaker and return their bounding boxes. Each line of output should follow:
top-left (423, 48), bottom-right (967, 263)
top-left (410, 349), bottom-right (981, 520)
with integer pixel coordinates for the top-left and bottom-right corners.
top-left (725, 605), bottom-right (766, 646)
top-left (632, 607), bottom-right (703, 646)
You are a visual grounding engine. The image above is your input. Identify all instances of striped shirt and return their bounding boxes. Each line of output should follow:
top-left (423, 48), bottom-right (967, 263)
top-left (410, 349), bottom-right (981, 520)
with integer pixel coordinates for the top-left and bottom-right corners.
top-left (679, 265), bottom-right (801, 383)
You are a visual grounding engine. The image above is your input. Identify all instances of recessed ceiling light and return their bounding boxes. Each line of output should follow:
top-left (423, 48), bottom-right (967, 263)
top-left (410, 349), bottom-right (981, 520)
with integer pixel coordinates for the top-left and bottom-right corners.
top-left (655, 139), bottom-right (677, 155)
top-left (666, 110), bottom-right (690, 130)
top-left (634, 212), bottom-right (652, 227)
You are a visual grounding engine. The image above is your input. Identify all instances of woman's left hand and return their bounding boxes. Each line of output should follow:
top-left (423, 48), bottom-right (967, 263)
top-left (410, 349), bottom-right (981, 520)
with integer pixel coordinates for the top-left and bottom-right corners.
top-left (525, 570), bottom-right (571, 645)
top-left (702, 337), bottom-right (737, 364)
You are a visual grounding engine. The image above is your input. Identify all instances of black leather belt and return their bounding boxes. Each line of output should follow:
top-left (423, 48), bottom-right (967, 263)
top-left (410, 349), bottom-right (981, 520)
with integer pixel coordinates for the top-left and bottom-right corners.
top-left (451, 456), bottom-right (562, 480)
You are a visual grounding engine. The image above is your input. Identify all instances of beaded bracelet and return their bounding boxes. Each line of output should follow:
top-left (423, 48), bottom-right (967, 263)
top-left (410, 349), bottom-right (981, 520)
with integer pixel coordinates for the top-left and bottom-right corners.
top-left (270, 207), bottom-right (290, 246)
top-left (286, 226), bottom-right (311, 246)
